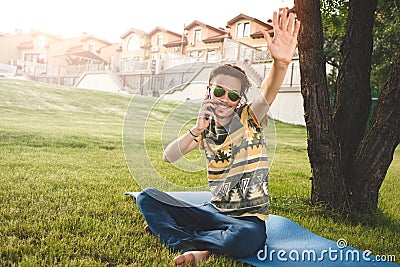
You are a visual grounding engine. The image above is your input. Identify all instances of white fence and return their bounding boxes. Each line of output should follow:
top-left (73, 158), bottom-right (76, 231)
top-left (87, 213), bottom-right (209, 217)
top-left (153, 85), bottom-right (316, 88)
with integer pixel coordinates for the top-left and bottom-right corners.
top-left (0, 63), bottom-right (17, 75)
top-left (15, 59), bottom-right (106, 77)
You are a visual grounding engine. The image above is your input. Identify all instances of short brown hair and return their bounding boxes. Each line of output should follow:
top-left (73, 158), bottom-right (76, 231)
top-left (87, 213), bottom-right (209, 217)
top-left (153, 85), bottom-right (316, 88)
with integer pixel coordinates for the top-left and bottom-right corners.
top-left (209, 64), bottom-right (251, 96)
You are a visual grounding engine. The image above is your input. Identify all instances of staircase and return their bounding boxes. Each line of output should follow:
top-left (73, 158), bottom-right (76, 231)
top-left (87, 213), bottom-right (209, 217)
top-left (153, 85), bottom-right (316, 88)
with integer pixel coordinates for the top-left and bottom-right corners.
top-left (221, 38), bottom-right (270, 88)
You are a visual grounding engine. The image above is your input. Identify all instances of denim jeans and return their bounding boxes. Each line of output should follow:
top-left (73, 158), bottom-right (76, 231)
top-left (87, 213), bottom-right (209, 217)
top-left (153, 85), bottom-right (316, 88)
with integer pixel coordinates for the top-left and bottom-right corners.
top-left (136, 188), bottom-right (266, 258)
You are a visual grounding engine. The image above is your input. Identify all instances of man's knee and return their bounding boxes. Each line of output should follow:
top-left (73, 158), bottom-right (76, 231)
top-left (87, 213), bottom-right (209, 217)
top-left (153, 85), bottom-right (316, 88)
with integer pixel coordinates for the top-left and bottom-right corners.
top-left (224, 223), bottom-right (266, 258)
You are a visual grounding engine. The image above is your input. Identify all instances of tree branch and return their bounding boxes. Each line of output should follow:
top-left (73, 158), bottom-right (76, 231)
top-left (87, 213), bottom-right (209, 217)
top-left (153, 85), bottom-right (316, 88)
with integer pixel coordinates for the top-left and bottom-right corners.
top-left (333, 0), bottom-right (377, 183)
top-left (352, 55), bottom-right (400, 210)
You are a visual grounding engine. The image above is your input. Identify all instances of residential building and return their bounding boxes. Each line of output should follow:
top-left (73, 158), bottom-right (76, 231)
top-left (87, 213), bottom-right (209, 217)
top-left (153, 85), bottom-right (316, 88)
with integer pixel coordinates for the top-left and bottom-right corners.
top-left (227, 13), bottom-right (273, 50)
top-left (119, 28), bottom-right (150, 73)
top-left (16, 30), bottom-right (63, 65)
top-left (48, 33), bottom-right (112, 66)
top-left (184, 21), bottom-right (229, 63)
top-left (120, 28), bottom-right (150, 61)
top-left (0, 32), bottom-right (29, 65)
top-left (0, 31), bottom-right (57, 65)
top-left (149, 27), bottom-right (183, 59)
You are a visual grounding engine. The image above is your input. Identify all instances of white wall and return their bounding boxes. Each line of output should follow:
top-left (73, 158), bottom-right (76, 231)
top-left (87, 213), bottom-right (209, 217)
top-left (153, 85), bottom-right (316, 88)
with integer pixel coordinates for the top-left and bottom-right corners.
top-left (162, 82), bottom-right (208, 102)
top-left (269, 87), bottom-right (305, 126)
top-left (75, 71), bottom-right (122, 93)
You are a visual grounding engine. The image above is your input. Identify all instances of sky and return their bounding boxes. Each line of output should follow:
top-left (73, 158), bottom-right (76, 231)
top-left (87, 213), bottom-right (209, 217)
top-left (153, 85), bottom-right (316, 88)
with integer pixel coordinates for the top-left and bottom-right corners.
top-left (1, 0), bottom-right (294, 43)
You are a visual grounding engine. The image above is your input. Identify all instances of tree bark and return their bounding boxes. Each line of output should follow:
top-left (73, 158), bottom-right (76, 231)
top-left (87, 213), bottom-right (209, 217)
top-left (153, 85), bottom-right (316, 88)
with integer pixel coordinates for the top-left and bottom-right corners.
top-left (295, 0), bottom-right (398, 213)
top-left (333, 0), bottom-right (377, 199)
top-left (351, 55), bottom-right (400, 211)
top-left (294, 0), bottom-right (348, 209)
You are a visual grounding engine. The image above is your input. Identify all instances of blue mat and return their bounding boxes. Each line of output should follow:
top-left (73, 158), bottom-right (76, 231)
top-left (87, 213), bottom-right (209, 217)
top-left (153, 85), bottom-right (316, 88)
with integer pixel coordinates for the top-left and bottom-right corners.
top-left (126, 191), bottom-right (399, 267)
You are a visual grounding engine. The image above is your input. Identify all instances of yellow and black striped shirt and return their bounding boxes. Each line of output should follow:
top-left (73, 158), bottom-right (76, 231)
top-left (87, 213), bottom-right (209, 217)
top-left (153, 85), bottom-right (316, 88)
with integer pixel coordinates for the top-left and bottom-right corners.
top-left (197, 105), bottom-right (269, 221)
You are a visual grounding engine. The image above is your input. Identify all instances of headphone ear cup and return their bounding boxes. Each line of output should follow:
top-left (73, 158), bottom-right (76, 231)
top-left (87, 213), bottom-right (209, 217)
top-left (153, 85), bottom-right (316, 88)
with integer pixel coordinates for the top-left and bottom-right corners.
top-left (236, 96), bottom-right (246, 109)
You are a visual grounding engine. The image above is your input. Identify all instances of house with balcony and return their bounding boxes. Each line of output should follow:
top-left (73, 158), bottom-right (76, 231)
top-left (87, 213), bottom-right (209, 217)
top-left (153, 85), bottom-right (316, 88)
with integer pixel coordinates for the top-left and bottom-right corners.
top-left (163, 33), bottom-right (187, 54)
top-left (49, 33), bottom-right (112, 66)
top-left (221, 14), bottom-right (275, 65)
top-left (148, 26), bottom-right (185, 72)
top-left (1, 30), bottom-right (118, 77)
top-left (119, 28), bottom-right (150, 73)
top-left (0, 31), bottom-right (31, 66)
top-left (15, 30), bottom-right (63, 65)
top-left (3, 30), bottom-right (63, 77)
top-left (227, 14), bottom-right (273, 49)
top-left (184, 21), bottom-right (229, 63)
top-left (149, 27), bottom-right (183, 59)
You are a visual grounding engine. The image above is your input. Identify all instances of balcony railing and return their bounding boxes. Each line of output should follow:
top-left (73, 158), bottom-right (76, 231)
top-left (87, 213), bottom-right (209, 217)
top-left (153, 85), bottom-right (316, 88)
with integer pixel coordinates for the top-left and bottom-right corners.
top-left (223, 38), bottom-right (298, 64)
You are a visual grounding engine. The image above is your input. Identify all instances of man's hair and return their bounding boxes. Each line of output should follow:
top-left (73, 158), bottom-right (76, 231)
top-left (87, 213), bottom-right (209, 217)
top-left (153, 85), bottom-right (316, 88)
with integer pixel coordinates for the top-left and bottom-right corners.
top-left (208, 64), bottom-right (251, 96)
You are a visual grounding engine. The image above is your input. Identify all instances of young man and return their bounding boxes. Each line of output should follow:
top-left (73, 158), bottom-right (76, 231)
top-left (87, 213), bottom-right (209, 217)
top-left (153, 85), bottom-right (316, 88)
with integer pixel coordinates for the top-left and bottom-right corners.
top-left (136, 8), bottom-right (300, 266)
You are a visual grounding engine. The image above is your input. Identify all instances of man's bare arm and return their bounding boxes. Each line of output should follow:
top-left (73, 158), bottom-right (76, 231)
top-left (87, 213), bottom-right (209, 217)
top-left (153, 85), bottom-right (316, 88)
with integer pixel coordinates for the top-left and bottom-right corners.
top-left (250, 8), bottom-right (300, 124)
top-left (163, 130), bottom-right (199, 163)
top-left (163, 98), bottom-right (214, 163)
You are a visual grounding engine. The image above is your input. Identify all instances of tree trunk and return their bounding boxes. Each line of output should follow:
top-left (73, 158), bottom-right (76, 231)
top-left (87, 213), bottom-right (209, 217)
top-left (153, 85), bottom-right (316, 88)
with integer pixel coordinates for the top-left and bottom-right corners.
top-left (294, 0), bottom-right (348, 209)
top-left (295, 0), bottom-right (398, 213)
top-left (351, 55), bottom-right (400, 211)
top-left (333, 0), bottom-right (377, 203)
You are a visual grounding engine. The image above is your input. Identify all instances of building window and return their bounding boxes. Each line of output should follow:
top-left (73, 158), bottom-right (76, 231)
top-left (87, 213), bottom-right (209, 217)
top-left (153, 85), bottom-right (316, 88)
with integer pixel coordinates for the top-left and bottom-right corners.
top-left (157, 34), bottom-right (163, 46)
top-left (194, 29), bottom-right (201, 42)
top-left (88, 42), bottom-right (95, 51)
top-left (236, 22), bottom-right (250, 38)
top-left (127, 35), bottom-right (140, 51)
top-left (24, 53), bottom-right (35, 62)
top-left (36, 36), bottom-right (46, 48)
top-left (24, 53), bottom-right (44, 63)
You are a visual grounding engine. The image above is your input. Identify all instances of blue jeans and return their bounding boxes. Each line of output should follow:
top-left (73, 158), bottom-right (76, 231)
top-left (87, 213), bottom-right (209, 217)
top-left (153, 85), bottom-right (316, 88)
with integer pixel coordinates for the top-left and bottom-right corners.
top-left (136, 188), bottom-right (267, 258)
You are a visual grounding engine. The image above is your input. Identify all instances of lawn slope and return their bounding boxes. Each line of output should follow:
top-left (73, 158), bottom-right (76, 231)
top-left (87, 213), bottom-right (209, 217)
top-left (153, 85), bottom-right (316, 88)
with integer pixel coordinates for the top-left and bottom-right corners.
top-left (0, 78), bottom-right (398, 266)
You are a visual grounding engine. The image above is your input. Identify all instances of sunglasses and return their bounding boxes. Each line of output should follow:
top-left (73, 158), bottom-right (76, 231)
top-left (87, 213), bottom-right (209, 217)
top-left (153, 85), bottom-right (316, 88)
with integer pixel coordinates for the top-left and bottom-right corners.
top-left (209, 86), bottom-right (241, 102)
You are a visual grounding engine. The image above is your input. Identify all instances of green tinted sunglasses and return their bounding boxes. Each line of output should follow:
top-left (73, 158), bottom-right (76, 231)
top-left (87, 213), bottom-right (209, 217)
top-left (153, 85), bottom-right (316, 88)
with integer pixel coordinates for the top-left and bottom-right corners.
top-left (211, 86), bottom-right (241, 102)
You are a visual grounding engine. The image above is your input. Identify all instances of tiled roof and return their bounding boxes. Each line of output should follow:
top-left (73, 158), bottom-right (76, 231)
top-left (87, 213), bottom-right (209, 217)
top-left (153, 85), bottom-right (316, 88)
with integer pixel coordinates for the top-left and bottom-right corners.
top-left (29, 30), bottom-right (63, 40)
top-left (227, 13), bottom-right (272, 29)
top-left (184, 20), bottom-right (226, 35)
top-left (120, 28), bottom-right (148, 39)
top-left (63, 50), bottom-right (107, 62)
top-left (163, 38), bottom-right (187, 48)
top-left (202, 33), bottom-right (230, 43)
top-left (80, 34), bottom-right (111, 45)
top-left (250, 29), bottom-right (274, 39)
top-left (149, 26), bottom-right (182, 38)
top-left (67, 44), bottom-right (84, 52)
top-left (17, 40), bottom-right (33, 49)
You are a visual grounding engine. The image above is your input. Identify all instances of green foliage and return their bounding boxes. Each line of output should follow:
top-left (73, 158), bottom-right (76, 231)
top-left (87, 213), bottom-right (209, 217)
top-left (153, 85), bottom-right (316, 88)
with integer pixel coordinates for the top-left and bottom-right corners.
top-left (320, 0), bottom-right (348, 67)
top-left (0, 79), bottom-right (398, 265)
top-left (320, 0), bottom-right (400, 95)
top-left (320, 0), bottom-right (349, 101)
top-left (371, 0), bottom-right (400, 92)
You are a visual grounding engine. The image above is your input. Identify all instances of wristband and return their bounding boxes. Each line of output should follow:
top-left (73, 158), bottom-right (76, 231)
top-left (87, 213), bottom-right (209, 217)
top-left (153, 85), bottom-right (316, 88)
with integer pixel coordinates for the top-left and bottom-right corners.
top-left (189, 129), bottom-right (199, 138)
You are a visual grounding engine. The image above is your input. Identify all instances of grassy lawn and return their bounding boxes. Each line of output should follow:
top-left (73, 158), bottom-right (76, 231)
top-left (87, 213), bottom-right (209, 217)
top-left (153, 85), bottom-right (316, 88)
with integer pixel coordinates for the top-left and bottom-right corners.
top-left (0, 78), bottom-right (398, 266)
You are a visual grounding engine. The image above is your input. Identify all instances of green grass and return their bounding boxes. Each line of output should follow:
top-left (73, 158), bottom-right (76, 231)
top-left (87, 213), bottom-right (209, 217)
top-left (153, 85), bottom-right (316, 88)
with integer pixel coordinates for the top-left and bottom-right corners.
top-left (0, 78), bottom-right (398, 266)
